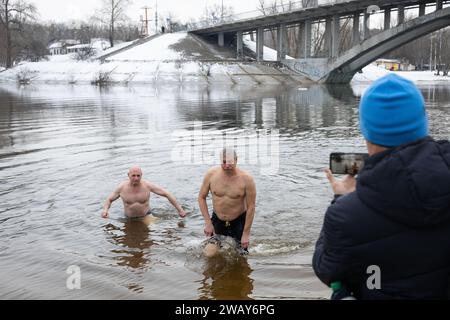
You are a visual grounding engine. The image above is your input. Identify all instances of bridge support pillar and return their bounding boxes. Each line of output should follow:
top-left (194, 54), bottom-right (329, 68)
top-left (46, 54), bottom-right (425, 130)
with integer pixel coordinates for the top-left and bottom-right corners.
top-left (384, 8), bottom-right (391, 30)
top-left (256, 27), bottom-right (264, 62)
top-left (325, 17), bottom-right (332, 56)
top-left (218, 32), bottom-right (224, 47)
top-left (352, 13), bottom-right (360, 46)
top-left (331, 15), bottom-right (340, 58)
top-left (398, 5), bottom-right (405, 25)
top-left (277, 23), bottom-right (287, 61)
top-left (363, 11), bottom-right (370, 40)
top-left (419, 3), bottom-right (426, 16)
top-left (236, 31), bottom-right (243, 59)
top-left (298, 22), bottom-right (305, 58)
top-left (302, 19), bottom-right (312, 58)
top-left (437, 0), bottom-right (443, 10)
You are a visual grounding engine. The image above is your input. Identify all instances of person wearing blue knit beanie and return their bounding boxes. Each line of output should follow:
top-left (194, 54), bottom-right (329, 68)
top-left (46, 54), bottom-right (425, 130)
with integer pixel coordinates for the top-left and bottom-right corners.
top-left (359, 73), bottom-right (429, 148)
top-left (314, 74), bottom-right (450, 299)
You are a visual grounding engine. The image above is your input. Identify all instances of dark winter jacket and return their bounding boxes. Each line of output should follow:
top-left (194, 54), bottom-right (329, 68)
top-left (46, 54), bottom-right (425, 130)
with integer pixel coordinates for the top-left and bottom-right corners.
top-left (313, 137), bottom-right (450, 299)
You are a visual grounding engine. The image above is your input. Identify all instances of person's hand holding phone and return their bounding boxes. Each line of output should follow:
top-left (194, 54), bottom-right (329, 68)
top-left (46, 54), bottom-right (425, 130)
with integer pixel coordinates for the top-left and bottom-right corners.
top-left (325, 169), bottom-right (356, 196)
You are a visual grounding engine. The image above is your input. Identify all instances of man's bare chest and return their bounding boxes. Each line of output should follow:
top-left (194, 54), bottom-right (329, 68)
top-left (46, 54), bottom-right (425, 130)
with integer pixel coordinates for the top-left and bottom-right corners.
top-left (121, 188), bottom-right (150, 204)
top-left (210, 179), bottom-right (245, 199)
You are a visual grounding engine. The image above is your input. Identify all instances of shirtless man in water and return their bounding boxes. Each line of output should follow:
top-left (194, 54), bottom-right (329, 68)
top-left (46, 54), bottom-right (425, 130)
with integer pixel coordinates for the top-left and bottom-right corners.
top-left (102, 166), bottom-right (186, 220)
top-left (198, 148), bottom-right (256, 255)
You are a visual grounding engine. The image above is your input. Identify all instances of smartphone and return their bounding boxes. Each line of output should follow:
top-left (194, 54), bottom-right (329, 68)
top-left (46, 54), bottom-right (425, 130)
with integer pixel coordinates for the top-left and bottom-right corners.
top-left (330, 153), bottom-right (369, 175)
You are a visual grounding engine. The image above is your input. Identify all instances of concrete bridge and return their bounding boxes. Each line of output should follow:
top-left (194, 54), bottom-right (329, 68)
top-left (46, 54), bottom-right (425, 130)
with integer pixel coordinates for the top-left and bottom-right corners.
top-left (190, 0), bottom-right (450, 83)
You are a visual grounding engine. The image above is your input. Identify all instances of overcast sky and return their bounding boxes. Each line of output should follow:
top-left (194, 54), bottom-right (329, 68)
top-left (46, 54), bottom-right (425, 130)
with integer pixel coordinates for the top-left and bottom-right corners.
top-left (29, 0), bottom-right (265, 24)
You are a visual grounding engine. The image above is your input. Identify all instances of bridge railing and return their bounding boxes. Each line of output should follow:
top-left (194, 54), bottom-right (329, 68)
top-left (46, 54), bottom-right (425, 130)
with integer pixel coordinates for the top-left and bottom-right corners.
top-left (187, 0), bottom-right (348, 31)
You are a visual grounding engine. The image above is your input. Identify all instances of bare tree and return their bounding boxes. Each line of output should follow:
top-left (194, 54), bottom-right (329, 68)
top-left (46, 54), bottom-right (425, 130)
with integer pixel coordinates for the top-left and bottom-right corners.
top-left (73, 46), bottom-right (96, 61)
top-left (159, 12), bottom-right (185, 33)
top-left (440, 29), bottom-right (450, 75)
top-left (339, 17), bottom-right (352, 54)
top-left (256, 0), bottom-right (322, 57)
top-left (97, 0), bottom-right (132, 48)
top-left (257, 0), bottom-right (277, 47)
top-left (16, 22), bottom-right (49, 62)
top-left (0, 0), bottom-right (37, 68)
top-left (202, 3), bottom-right (234, 24)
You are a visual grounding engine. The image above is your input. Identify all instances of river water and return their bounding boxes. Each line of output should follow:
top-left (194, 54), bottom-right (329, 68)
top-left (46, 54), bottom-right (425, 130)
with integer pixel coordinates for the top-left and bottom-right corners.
top-left (0, 82), bottom-right (449, 300)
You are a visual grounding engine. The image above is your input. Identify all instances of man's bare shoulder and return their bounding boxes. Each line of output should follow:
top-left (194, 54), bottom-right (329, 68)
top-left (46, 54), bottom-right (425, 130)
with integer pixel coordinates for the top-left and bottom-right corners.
top-left (140, 180), bottom-right (155, 190)
top-left (114, 181), bottom-right (128, 193)
top-left (238, 169), bottom-right (253, 179)
top-left (205, 167), bottom-right (221, 178)
top-left (238, 169), bottom-right (254, 181)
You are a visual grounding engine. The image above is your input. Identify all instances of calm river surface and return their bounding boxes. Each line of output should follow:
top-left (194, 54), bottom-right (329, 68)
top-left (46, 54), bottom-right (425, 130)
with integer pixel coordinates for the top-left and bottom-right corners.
top-left (0, 82), bottom-right (449, 300)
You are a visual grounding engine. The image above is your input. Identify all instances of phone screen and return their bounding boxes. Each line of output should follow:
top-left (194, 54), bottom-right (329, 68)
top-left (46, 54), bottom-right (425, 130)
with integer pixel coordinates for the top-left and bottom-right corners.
top-left (330, 153), bottom-right (369, 175)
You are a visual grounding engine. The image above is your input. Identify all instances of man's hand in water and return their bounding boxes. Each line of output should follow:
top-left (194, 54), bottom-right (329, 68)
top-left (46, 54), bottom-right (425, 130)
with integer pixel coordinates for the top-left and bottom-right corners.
top-left (204, 223), bottom-right (214, 237)
top-left (101, 211), bottom-right (109, 219)
top-left (178, 209), bottom-right (187, 218)
top-left (241, 234), bottom-right (250, 249)
top-left (325, 169), bottom-right (356, 195)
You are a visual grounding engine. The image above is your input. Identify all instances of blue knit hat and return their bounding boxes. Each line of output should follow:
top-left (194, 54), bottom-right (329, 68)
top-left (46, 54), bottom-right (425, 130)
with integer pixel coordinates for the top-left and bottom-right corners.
top-left (359, 73), bottom-right (428, 147)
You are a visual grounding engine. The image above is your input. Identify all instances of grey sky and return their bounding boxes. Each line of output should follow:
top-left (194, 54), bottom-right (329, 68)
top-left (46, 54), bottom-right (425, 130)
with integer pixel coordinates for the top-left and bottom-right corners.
top-left (29, 0), bottom-right (265, 23)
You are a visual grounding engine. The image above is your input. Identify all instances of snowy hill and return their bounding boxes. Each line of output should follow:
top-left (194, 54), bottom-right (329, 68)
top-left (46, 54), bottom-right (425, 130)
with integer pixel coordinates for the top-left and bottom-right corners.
top-left (0, 32), bottom-right (306, 86)
top-left (1, 31), bottom-right (449, 86)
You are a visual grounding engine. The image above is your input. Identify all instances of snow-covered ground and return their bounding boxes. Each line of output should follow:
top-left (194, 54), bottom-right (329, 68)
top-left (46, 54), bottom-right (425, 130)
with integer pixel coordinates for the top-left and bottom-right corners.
top-left (353, 63), bottom-right (450, 83)
top-left (0, 32), bottom-right (305, 86)
top-left (109, 33), bottom-right (186, 61)
top-left (1, 31), bottom-right (449, 86)
top-left (98, 40), bottom-right (134, 57)
top-left (243, 36), bottom-right (294, 61)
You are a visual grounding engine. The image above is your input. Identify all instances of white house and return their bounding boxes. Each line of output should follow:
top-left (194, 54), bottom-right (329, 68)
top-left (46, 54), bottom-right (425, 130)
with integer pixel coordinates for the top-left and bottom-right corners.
top-left (48, 39), bottom-right (110, 56)
top-left (48, 40), bottom-right (80, 55)
top-left (49, 42), bottom-right (65, 55)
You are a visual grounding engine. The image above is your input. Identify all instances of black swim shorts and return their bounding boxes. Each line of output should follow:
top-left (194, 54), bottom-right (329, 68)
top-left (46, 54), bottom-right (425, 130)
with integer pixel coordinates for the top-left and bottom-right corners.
top-left (211, 211), bottom-right (246, 243)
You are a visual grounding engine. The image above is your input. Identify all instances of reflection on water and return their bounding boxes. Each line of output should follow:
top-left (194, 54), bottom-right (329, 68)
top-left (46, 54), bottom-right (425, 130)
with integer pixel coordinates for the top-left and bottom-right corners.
top-left (174, 84), bottom-right (359, 134)
top-left (0, 83), bottom-right (449, 299)
top-left (103, 220), bottom-right (154, 293)
top-left (198, 255), bottom-right (254, 300)
top-left (104, 220), bottom-right (153, 270)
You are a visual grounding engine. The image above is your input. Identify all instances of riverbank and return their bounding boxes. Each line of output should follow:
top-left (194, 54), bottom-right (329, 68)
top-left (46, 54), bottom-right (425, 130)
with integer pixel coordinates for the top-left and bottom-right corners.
top-left (1, 31), bottom-right (449, 86)
top-left (353, 63), bottom-right (450, 83)
top-left (0, 32), bottom-right (307, 86)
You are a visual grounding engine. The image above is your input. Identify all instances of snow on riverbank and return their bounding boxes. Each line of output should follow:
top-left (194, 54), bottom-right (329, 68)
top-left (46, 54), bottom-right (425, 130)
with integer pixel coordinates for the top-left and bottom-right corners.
top-left (1, 31), bottom-right (449, 86)
top-left (231, 38), bottom-right (450, 85)
top-left (0, 32), bottom-right (305, 86)
top-left (352, 63), bottom-right (450, 84)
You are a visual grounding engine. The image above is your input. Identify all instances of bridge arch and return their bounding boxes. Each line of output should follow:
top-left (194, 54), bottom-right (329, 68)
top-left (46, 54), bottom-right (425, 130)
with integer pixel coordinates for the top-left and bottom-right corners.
top-left (324, 6), bottom-right (450, 83)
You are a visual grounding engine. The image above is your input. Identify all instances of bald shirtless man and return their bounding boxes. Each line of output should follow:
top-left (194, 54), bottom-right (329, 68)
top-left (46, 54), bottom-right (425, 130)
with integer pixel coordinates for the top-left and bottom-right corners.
top-left (102, 166), bottom-right (186, 220)
top-left (198, 149), bottom-right (256, 253)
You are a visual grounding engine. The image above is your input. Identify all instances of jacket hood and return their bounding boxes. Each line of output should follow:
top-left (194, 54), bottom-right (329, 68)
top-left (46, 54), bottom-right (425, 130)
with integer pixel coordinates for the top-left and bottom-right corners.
top-left (357, 137), bottom-right (450, 228)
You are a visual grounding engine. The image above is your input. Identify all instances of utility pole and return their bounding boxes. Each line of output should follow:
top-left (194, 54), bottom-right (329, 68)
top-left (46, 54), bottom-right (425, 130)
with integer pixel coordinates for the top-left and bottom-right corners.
top-left (141, 6), bottom-right (151, 37)
top-left (430, 34), bottom-right (433, 71)
top-left (434, 33), bottom-right (437, 71)
top-left (155, 0), bottom-right (158, 33)
top-left (221, 0), bottom-right (224, 22)
top-left (439, 30), bottom-right (442, 74)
